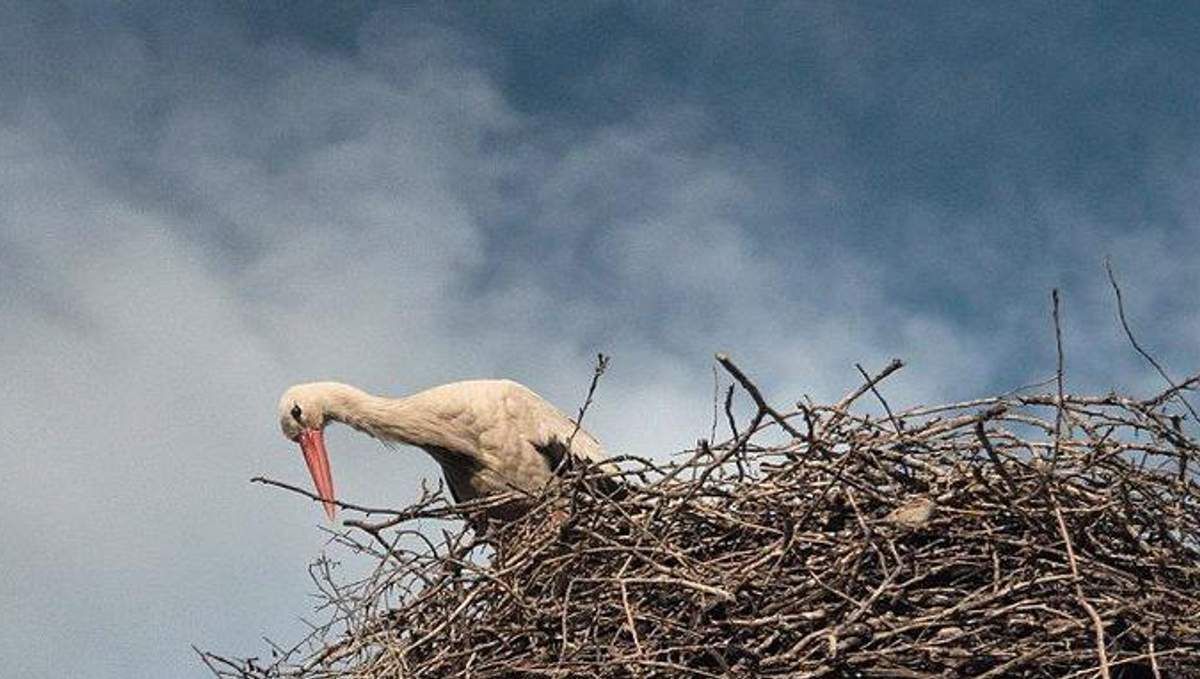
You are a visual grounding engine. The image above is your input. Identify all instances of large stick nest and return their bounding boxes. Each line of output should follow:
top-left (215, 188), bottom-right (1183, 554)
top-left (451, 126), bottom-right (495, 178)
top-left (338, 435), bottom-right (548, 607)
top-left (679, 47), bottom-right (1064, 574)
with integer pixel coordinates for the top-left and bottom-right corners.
top-left (204, 360), bottom-right (1200, 678)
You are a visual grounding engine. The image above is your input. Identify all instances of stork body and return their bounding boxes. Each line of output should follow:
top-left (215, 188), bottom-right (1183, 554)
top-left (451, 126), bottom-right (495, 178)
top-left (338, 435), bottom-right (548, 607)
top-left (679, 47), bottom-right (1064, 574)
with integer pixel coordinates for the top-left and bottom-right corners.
top-left (277, 380), bottom-right (608, 520)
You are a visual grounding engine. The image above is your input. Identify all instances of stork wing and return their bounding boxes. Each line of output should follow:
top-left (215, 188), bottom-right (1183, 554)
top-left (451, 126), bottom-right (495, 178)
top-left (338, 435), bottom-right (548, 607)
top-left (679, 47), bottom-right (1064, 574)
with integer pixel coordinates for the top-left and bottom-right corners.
top-left (532, 436), bottom-right (626, 500)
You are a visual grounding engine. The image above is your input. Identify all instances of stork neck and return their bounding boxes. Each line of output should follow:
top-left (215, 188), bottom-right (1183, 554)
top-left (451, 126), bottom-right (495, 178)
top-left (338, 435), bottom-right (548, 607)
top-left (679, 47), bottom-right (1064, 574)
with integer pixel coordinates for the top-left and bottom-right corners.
top-left (322, 384), bottom-right (442, 449)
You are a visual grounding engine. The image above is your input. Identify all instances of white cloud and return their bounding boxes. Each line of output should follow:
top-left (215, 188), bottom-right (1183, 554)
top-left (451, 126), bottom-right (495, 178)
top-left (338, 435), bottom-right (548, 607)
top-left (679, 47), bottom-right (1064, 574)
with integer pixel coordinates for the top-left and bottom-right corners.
top-left (3, 6), bottom-right (1199, 679)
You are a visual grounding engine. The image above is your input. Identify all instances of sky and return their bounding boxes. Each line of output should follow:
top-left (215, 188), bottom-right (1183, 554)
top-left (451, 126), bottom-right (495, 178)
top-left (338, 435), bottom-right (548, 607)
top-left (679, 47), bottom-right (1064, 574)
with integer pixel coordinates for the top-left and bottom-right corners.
top-left (2, 2), bottom-right (1198, 677)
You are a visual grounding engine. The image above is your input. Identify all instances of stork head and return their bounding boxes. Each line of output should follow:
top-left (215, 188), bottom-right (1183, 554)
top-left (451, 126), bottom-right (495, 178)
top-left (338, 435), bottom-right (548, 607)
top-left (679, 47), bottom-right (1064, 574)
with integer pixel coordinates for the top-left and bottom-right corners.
top-left (278, 382), bottom-right (340, 520)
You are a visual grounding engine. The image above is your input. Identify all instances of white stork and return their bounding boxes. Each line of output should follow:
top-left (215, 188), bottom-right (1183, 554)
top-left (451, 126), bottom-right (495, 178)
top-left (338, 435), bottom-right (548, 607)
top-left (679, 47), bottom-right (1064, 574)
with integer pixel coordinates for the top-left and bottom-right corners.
top-left (277, 380), bottom-right (611, 521)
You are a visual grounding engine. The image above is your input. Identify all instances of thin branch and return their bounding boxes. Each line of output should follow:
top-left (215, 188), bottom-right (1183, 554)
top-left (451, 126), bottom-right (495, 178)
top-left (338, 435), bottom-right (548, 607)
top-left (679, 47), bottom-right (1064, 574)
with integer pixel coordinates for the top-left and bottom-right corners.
top-left (722, 384), bottom-right (739, 441)
top-left (1052, 498), bottom-right (1112, 679)
top-left (1105, 257), bottom-right (1198, 423)
top-left (567, 353), bottom-right (610, 449)
top-left (856, 362), bottom-right (902, 434)
top-left (1052, 288), bottom-right (1066, 462)
top-left (251, 476), bottom-right (406, 516)
top-left (710, 364), bottom-right (720, 443)
top-left (974, 420), bottom-right (1018, 498)
top-left (832, 358), bottom-right (905, 413)
top-left (715, 352), bottom-right (801, 438)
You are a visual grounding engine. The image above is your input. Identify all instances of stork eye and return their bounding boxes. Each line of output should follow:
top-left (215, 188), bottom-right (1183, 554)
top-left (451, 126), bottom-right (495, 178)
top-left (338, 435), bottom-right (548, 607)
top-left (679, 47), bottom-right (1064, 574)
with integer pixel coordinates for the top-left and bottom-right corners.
top-left (291, 404), bottom-right (303, 421)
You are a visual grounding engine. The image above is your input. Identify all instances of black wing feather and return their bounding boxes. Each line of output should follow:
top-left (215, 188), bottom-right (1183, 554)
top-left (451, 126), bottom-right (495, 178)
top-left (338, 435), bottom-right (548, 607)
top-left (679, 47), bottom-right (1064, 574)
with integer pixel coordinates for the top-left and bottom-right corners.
top-left (534, 437), bottom-right (626, 500)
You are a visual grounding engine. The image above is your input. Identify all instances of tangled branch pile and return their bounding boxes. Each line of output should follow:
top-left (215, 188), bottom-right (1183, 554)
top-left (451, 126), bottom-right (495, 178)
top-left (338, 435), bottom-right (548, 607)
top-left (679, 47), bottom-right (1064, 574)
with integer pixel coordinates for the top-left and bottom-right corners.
top-left (204, 359), bottom-right (1200, 678)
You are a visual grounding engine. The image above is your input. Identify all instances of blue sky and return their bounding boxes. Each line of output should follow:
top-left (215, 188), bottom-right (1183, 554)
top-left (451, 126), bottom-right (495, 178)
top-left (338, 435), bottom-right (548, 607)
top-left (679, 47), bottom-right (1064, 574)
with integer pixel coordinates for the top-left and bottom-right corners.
top-left (2, 3), bottom-right (1198, 677)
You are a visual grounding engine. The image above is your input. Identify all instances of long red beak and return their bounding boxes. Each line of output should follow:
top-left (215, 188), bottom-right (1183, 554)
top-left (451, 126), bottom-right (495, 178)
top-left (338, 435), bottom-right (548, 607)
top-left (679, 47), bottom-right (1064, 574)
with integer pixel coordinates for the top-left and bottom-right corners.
top-left (298, 428), bottom-right (336, 520)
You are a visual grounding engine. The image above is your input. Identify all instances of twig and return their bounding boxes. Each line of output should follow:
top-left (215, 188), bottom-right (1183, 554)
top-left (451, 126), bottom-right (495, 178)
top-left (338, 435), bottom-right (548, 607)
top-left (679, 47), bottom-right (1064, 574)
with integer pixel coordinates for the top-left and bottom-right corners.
top-left (716, 352), bottom-right (802, 439)
top-left (1105, 257), bottom-right (1198, 423)
top-left (251, 476), bottom-right (406, 516)
top-left (974, 420), bottom-right (1018, 499)
top-left (1106, 258), bottom-right (1196, 481)
top-left (1052, 289), bottom-right (1067, 463)
top-left (832, 358), bottom-right (905, 413)
top-left (723, 384), bottom-right (745, 480)
top-left (1052, 498), bottom-right (1112, 679)
top-left (856, 362), bottom-right (902, 434)
top-left (568, 353), bottom-right (610, 449)
top-left (722, 384), bottom-right (739, 442)
top-left (710, 364), bottom-right (720, 443)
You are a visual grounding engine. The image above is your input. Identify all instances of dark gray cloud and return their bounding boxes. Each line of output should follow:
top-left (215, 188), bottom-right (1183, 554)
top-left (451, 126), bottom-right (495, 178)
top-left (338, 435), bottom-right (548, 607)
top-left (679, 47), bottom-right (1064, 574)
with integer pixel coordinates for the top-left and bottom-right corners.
top-left (2, 3), bottom-right (1197, 677)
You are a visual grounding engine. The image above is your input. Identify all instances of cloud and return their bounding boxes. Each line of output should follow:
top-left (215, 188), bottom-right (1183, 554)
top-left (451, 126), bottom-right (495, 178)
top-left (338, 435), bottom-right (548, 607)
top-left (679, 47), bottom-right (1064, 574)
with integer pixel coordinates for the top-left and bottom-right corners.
top-left (2, 4), bottom-right (1199, 678)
